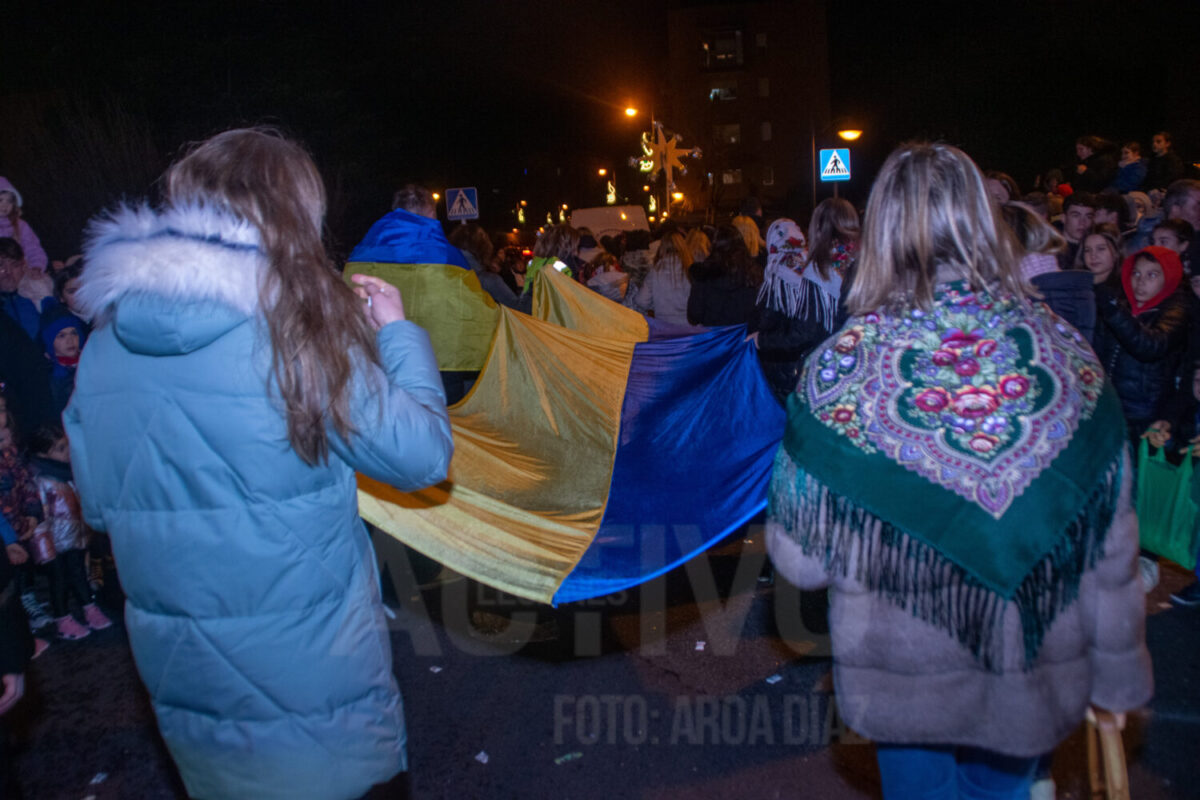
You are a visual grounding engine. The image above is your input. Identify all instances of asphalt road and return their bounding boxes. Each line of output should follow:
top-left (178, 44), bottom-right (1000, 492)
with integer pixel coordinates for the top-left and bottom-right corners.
top-left (12, 529), bottom-right (1200, 799)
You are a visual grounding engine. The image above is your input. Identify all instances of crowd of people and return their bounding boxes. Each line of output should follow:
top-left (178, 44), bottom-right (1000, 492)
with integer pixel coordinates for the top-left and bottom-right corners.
top-left (0, 126), bottom-right (1196, 798)
top-left (473, 131), bottom-right (1200, 605)
top-left (1, 183), bottom-right (109, 655)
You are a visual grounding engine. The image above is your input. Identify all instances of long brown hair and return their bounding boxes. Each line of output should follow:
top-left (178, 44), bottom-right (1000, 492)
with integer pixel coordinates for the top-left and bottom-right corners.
top-left (807, 197), bottom-right (860, 280)
top-left (846, 142), bottom-right (1027, 315)
top-left (533, 223), bottom-right (580, 261)
top-left (166, 127), bottom-right (380, 465)
top-left (703, 225), bottom-right (763, 288)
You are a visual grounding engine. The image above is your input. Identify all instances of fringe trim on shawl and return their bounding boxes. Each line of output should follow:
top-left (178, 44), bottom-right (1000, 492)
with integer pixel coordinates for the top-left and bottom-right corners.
top-left (768, 449), bottom-right (1123, 673)
top-left (757, 268), bottom-right (839, 332)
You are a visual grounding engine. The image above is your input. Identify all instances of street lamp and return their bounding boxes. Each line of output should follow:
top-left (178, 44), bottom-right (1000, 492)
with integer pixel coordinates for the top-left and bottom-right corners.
top-left (624, 107), bottom-right (638, 118)
top-left (838, 129), bottom-right (862, 142)
top-left (597, 168), bottom-right (607, 176)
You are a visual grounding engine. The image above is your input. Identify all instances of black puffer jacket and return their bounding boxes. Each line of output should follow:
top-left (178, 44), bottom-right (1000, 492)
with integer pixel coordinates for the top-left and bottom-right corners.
top-left (1093, 284), bottom-right (1190, 422)
top-left (1031, 270), bottom-right (1096, 345)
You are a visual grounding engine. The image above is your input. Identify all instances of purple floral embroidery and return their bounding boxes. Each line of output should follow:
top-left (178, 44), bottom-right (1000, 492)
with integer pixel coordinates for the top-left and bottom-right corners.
top-left (806, 284), bottom-right (1103, 518)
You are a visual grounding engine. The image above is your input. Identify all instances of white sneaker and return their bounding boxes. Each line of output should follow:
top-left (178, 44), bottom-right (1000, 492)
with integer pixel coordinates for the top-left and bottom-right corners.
top-left (1138, 555), bottom-right (1160, 593)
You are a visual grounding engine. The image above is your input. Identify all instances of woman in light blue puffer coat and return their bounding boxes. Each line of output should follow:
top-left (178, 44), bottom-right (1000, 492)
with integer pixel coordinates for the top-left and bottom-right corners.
top-left (64, 128), bottom-right (453, 800)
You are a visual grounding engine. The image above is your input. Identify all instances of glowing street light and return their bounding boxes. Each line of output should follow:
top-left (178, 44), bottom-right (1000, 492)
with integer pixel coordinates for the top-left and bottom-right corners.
top-left (642, 185), bottom-right (650, 192)
top-left (624, 107), bottom-right (638, 117)
top-left (811, 121), bottom-right (866, 205)
top-left (671, 192), bottom-right (684, 201)
top-left (432, 192), bottom-right (441, 201)
top-left (597, 168), bottom-right (608, 176)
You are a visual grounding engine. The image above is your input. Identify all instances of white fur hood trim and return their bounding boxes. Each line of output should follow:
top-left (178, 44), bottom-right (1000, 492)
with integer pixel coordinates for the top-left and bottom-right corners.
top-left (79, 203), bottom-right (266, 321)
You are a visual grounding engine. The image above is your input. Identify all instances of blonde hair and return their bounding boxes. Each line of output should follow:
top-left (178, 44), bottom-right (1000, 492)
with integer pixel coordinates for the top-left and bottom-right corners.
top-left (731, 215), bottom-right (762, 257)
top-left (1001, 201), bottom-right (1065, 255)
top-left (654, 231), bottom-right (693, 272)
top-left (845, 142), bottom-right (1028, 315)
top-left (166, 127), bottom-right (380, 465)
top-left (685, 228), bottom-right (711, 262)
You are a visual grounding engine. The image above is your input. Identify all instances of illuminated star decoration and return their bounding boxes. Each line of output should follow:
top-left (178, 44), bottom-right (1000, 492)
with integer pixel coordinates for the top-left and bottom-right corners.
top-left (629, 121), bottom-right (702, 192)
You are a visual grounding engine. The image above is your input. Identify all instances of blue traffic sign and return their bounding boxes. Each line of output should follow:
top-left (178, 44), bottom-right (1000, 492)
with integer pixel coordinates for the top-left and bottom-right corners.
top-left (819, 149), bottom-right (851, 182)
top-left (446, 187), bottom-right (480, 220)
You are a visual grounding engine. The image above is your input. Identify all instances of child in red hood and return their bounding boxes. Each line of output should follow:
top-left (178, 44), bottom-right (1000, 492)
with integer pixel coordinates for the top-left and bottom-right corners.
top-left (1094, 246), bottom-right (1190, 445)
top-left (1096, 246), bottom-right (1191, 592)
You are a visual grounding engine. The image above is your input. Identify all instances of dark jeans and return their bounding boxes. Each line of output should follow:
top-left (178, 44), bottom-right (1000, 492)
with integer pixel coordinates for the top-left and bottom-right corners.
top-left (0, 719), bottom-right (19, 800)
top-left (876, 744), bottom-right (1038, 799)
top-left (48, 549), bottom-right (90, 618)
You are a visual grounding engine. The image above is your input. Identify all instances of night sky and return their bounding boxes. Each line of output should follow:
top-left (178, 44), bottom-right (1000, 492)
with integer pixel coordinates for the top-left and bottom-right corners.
top-left (3, 0), bottom-right (1197, 256)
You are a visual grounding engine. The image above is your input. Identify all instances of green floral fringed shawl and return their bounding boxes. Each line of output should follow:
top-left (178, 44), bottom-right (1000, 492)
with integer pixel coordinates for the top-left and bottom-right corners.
top-left (768, 282), bottom-right (1126, 672)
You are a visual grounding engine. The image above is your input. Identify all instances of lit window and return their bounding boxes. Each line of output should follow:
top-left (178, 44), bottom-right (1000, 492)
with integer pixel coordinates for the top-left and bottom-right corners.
top-left (759, 77), bottom-right (769, 97)
top-left (721, 169), bottom-right (743, 185)
top-left (713, 124), bottom-right (741, 144)
top-left (761, 122), bottom-right (772, 142)
top-left (708, 79), bottom-right (738, 102)
top-left (702, 30), bottom-right (743, 68)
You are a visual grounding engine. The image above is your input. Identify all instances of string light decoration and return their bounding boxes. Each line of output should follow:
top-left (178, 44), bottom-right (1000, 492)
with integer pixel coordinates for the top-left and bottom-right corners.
top-left (629, 121), bottom-right (702, 192)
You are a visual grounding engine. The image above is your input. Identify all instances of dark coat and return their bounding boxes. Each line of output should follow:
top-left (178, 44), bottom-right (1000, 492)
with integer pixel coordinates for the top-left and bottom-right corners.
top-left (755, 265), bottom-right (851, 405)
top-left (1073, 151), bottom-right (1118, 194)
top-left (1031, 270), bottom-right (1097, 344)
top-left (686, 260), bottom-right (760, 328)
top-left (0, 554), bottom-right (32, 676)
top-left (755, 304), bottom-right (832, 404)
top-left (1093, 284), bottom-right (1190, 424)
top-left (0, 311), bottom-right (55, 437)
top-left (1146, 151), bottom-right (1186, 191)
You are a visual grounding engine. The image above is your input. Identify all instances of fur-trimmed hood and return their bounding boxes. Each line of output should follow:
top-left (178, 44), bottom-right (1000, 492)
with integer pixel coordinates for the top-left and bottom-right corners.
top-left (80, 203), bottom-right (265, 324)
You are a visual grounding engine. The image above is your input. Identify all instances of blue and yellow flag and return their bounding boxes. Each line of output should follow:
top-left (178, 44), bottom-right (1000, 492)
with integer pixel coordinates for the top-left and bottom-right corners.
top-left (356, 263), bottom-right (785, 604)
top-left (348, 209), bottom-right (497, 371)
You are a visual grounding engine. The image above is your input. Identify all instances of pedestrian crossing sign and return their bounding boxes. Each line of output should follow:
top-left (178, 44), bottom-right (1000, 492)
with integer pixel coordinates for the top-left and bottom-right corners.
top-left (446, 187), bottom-right (480, 220)
top-left (819, 149), bottom-right (851, 182)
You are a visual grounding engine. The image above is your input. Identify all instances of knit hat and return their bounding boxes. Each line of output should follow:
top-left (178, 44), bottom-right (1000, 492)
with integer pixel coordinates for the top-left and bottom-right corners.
top-left (39, 311), bottom-right (86, 360)
top-left (0, 177), bottom-right (22, 208)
